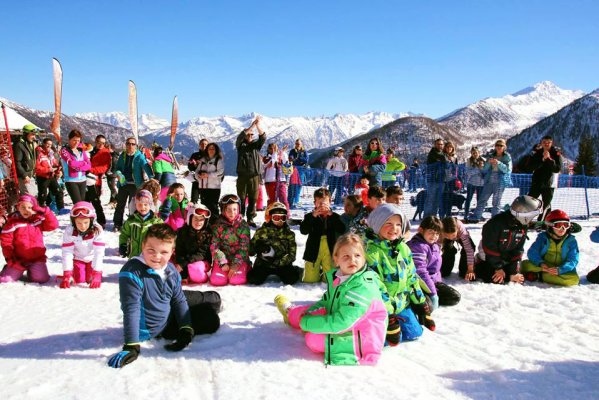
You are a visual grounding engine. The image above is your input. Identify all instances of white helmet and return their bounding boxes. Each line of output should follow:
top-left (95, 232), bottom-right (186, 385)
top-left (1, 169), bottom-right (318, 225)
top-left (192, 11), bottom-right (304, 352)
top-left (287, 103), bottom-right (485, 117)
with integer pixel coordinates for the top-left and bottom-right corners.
top-left (510, 195), bottom-right (542, 226)
top-left (186, 203), bottom-right (211, 226)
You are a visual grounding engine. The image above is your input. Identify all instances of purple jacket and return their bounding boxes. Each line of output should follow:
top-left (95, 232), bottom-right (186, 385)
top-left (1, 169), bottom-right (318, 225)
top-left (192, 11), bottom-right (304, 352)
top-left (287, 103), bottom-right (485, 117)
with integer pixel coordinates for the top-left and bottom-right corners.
top-left (407, 233), bottom-right (442, 296)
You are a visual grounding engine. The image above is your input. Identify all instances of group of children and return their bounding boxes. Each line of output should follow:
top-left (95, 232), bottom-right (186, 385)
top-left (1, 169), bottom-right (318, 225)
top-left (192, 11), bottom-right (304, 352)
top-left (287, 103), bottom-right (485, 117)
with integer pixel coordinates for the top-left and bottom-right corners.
top-left (0, 177), bottom-right (596, 368)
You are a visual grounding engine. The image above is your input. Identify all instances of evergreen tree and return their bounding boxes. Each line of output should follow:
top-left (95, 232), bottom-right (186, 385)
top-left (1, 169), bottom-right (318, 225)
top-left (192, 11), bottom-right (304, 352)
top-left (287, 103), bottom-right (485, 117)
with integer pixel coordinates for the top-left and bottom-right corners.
top-left (574, 132), bottom-right (598, 176)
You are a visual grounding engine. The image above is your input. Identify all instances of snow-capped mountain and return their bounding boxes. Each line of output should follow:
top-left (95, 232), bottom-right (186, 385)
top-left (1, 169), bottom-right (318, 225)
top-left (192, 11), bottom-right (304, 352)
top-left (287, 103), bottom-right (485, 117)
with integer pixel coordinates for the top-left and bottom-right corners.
top-left (438, 81), bottom-right (585, 150)
top-left (507, 88), bottom-right (599, 168)
top-left (74, 111), bottom-right (170, 133)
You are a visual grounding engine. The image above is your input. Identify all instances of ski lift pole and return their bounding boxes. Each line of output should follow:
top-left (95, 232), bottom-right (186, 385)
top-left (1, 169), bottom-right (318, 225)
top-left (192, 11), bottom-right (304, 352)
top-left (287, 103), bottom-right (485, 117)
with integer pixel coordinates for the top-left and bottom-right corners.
top-left (1, 102), bottom-right (20, 188)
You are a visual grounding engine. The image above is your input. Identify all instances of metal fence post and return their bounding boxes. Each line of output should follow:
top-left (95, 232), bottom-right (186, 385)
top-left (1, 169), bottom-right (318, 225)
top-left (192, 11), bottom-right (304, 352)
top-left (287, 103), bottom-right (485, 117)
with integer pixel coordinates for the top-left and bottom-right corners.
top-left (582, 166), bottom-right (591, 219)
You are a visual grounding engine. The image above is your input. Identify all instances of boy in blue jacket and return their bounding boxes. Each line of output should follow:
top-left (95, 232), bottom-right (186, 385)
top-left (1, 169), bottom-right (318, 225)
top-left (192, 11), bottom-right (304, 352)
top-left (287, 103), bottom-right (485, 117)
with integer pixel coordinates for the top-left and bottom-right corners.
top-left (108, 224), bottom-right (221, 368)
top-left (521, 210), bottom-right (580, 286)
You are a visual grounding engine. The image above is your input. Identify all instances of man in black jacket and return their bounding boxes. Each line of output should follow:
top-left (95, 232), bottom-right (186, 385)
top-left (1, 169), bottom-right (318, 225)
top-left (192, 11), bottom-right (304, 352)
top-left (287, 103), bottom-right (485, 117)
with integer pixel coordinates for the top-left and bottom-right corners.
top-left (236, 117), bottom-right (266, 227)
top-left (188, 138), bottom-right (209, 204)
top-left (423, 138), bottom-right (445, 218)
top-left (527, 135), bottom-right (563, 219)
top-left (14, 124), bottom-right (38, 196)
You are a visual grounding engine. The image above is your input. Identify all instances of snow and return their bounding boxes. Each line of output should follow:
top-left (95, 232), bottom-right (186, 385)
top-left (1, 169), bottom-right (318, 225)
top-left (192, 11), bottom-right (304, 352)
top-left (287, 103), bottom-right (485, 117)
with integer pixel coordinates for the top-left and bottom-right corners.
top-left (0, 99), bottom-right (39, 131)
top-left (1, 176), bottom-right (598, 400)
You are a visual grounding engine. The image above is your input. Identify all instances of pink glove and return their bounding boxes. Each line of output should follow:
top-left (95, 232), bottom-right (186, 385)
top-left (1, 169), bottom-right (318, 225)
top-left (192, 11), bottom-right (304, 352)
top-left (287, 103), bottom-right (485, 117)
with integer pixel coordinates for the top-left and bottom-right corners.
top-left (60, 270), bottom-right (73, 289)
top-left (89, 270), bottom-right (102, 289)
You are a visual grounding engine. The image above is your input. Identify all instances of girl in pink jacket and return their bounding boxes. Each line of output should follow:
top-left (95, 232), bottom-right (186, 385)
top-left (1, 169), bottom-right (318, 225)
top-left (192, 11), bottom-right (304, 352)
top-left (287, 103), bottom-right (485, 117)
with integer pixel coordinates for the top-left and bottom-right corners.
top-left (0, 194), bottom-right (58, 283)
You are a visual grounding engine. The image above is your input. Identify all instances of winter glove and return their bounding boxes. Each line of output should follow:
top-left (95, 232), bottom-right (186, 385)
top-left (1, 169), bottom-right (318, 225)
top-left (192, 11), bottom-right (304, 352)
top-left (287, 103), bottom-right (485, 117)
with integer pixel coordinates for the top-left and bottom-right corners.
top-left (261, 246), bottom-right (275, 260)
top-left (412, 302), bottom-right (436, 332)
top-left (119, 243), bottom-right (128, 258)
top-left (430, 295), bottom-right (439, 311)
top-left (107, 344), bottom-right (140, 368)
top-left (386, 315), bottom-right (401, 347)
top-left (59, 270), bottom-right (73, 289)
top-left (164, 326), bottom-right (194, 352)
top-left (89, 270), bottom-right (102, 289)
top-left (254, 238), bottom-right (271, 255)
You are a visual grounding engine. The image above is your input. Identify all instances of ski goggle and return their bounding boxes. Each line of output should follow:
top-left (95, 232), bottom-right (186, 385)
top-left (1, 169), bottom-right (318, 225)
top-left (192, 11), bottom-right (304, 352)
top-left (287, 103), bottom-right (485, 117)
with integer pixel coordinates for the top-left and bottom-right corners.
top-left (220, 194), bottom-right (240, 205)
top-left (271, 214), bottom-right (287, 222)
top-left (71, 207), bottom-right (94, 218)
top-left (548, 221), bottom-right (570, 230)
top-left (192, 208), bottom-right (211, 219)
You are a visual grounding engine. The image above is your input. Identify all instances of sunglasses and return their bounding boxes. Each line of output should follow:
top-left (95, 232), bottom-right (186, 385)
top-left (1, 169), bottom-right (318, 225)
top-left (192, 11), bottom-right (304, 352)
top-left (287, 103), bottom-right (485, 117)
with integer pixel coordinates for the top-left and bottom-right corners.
top-left (549, 221), bottom-right (570, 230)
top-left (126, 142), bottom-right (137, 146)
top-left (71, 207), bottom-right (94, 218)
top-left (220, 194), bottom-right (240, 205)
top-left (271, 214), bottom-right (287, 222)
top-left (193, 208), bottom-right (211, 219)
top-left (495, 144), bottom-right (505, 148)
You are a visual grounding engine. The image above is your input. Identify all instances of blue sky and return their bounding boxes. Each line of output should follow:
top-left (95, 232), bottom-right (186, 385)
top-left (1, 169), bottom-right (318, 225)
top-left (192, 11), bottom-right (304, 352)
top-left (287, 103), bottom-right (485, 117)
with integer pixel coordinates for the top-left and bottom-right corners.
top-left (2, 0), bottom-right (598, 121)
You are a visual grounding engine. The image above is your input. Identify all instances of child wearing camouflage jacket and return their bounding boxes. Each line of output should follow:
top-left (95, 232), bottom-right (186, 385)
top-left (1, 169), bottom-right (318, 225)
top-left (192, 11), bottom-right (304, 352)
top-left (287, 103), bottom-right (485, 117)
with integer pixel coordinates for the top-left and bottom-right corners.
top-left (365, 204), bottom-right (433, 345)
top-left (248, 202), bottom-right (300, 285)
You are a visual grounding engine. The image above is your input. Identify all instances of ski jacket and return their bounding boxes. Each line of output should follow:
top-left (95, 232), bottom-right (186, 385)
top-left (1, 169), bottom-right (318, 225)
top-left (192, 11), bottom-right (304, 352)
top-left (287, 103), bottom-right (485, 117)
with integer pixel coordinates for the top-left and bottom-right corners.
top-left (61, 223), bottom-right (105, 272)
top-left (363, 151), bottom-right (387, 186)
top-left (116, 150), bottom-right (154, 187)
top-left (159, 197), bottom-right (189, 231)
top-left (300, 267), bottom-right (388, 366)
top-left (426, 148), bottom-right (445, 182)
top-left (152, 153), bottom-right (177, 189)
top-left (35, 146), bottom-right (61, 179)
top-left (175, 224), bottom-right (213, 268)
top-left (14, 138), bottom-right (37, 179)
top-left (529, 146), bottom-right (564, 188)
top-left (263, 151), bottom-right (289, 183)
top-left (476, 211), bottom-right (528, 275)
top-left (382, 157), bottom-right (406, 182)
top-left (481, 150), bottom-right (512, 187)
top-left (249, 221), bottom-right (296, 268)
top-left (407, 233), bottom-right (442, 296)
top-left (464, 158), bottom-right (485, 187)
top-left (210, 214), bottom-right (251, 268)
top-left (300, 211), bottom-right (346, 263)
top-left (236, 131), bottom-right (266, 178)
top-left (60, 146), bottom-right (91, 183)
top-left (89, 147), bottom-right (112, 186)
top-left (195, 155), bottom-right (225, 189)
top-left (289, 148), bottom-right (308, 167)
top-left (341, 207), bottom-right (368, 237)
top-left (365, 230), bottom-right (425, 314)
top-left (527, 232), bottom-right (579, 275)
top-left (325, 156), bottom-right (348, 177)
top-left (0, 207), bottom-right (58, 266)
top-left (120, 211), bottom-right (164, 258)
top-left (187, 150), bottom-right (204, 173)
top-left (118, 256), bottom-right (191, 344)
top-left (443, 154), bottom-right (459, 183)
top-left (348, 154), bottom-right (366, 173)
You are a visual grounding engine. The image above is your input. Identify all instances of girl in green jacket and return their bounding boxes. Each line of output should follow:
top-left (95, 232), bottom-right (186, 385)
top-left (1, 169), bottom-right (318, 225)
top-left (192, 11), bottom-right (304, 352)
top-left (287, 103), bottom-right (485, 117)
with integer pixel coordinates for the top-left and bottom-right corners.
top-left (274, 233), bottom-right (387, 366)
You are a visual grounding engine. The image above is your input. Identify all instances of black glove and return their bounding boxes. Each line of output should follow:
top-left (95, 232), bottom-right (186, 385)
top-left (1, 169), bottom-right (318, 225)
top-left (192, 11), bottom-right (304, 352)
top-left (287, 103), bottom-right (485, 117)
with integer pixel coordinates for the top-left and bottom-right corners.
top-left (254, 238), bottom-right (271, 255)
top-left (412, 302), bottom-right (436, 331)
top-left (164, 326), bottom-right (194, 352)
top-left (386, 315), bottom-right (401, 346)
top-left (119, 243), bottom-right (128, 258)
top-left (107, 344), bottom-right (140, 368)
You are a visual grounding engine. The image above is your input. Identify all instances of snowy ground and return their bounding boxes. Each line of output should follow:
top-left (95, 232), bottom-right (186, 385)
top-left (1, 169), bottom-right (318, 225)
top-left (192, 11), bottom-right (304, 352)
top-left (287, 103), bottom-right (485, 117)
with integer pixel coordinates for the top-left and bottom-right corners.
top-left (1, 176), bottom-right (598, 400)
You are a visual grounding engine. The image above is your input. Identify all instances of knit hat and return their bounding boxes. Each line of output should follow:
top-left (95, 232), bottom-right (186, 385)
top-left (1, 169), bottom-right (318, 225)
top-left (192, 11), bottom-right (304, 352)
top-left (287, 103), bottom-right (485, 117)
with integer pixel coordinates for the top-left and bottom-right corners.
top-left (135, 189), bottom-right (153, 204)
top-left (17, 194), bottom-right (38, 208)
top-left (367, 203), bottom-right (404, 235)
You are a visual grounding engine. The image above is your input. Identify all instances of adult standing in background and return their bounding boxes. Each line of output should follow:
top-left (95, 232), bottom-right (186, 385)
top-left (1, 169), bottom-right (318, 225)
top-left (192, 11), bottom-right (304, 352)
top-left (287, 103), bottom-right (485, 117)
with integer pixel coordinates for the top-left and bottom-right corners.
top-left (35, 137), bottom-right (66, 213)
top-left (463, 147), bottom-right (485, 220)
top-left (440, 141), bottom-right (459, 218)
top-left (105, 143), bottom-right (119, 206)
top-left (325, 147), bottom-right (349, 206)
top-left (60, 129), bottom-right (91, 204)
top-left (288, 139), bottom-right (308, 209)
top-left (14, 124), bottom-right (39, 196)
top-left (263, 143), bottom-right (290, 211)
top-left (348, 144), bottom-right (366, 173)
top-left (86, 135), bottom-right (112, 228)
top-left (362, 137), bottom-right (387, 187)
top-left (112, 137), bottom-right (154, 231)
top-left (195, 142), bottom-right (225, 222)
top-left (236, 116), bottom-right (266, 227)
top-left (188, 138), bottom-right (209, 204)
top-left (423, 138), bottom-right (445, 218)
top-left (408, 158), bottom-right (421, 192)
top-left (527, 135), bottom-right (564, 220)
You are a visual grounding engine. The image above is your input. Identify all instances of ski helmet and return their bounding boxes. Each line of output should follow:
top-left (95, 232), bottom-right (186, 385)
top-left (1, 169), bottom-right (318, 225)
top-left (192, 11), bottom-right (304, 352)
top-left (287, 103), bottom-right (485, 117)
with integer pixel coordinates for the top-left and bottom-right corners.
top-left (265, 201), bottom-right (288, 223)
top-left (219, 194), bottom-right (240, 211)
top-left (545, 209), bottom-right (570, 224)
top-left (510, 195), bottom-right (542, 226)
top-left (186, 203), bottom-right (211, 226)
top-left (70, 201), bottom-right (96, 230)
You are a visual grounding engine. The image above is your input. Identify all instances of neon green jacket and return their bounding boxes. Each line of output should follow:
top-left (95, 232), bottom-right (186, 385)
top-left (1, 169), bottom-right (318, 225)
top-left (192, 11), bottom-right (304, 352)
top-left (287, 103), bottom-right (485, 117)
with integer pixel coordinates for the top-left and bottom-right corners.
top-left (119, 211), bottom-right (164, 257)
top-left (382, 157), bottom-right (406, 182)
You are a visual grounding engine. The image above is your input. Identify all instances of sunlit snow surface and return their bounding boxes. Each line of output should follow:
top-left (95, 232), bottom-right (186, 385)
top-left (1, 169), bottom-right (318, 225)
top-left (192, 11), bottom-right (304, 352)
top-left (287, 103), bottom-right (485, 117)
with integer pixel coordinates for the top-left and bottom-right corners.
top-left (0, 176), bottom-right (597, 400)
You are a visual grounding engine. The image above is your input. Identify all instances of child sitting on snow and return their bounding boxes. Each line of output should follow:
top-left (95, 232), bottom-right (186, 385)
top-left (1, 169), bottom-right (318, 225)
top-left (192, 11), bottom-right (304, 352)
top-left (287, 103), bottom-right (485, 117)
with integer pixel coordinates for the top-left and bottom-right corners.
top-left (274, 233), bottom-right (387, 366)
top-left (408, 216), bottom-right (460, 310)
top-left (108, 224), bottom-right (221, 368)
top-left (439, 216), bottom-right (476, 282)
top-left (174, 203), bottom-right (213, 284)
top-left (128, 178), bottom-right (161, 215)
top-left (248, 202), bottom-right (300, 285)
top-left (159, 182), bottom-right (189, 231)
top-left (209, 194), bottom-right (251, 286)
top-left (59, 201), bottom-right (105, 289)
top-left (0, 194), bottom-right (58, 283)
top-left (521, 210), bottom-right (580, 286)
top-left (120, 189), bottom-right (163, 258)
top-left (365, 204), bottom-right (434, 345)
